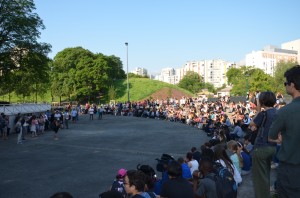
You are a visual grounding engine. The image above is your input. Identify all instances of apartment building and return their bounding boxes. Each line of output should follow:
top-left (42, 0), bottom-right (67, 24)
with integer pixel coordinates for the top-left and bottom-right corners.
top-left (245, 45), bottom-right (298, 76)
top-left (131, 67), bottom-right (148, 77)
top-left (176, 60), bottom-right (234, 88)
top-left (154, 67), bottom-right (178, 84)
top-left (281, 39), bottom-right (300, 64)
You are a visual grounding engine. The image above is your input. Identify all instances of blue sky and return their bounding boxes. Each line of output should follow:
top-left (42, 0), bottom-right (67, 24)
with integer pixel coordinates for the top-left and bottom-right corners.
top-left (35, 0), bottom-right (300, 74)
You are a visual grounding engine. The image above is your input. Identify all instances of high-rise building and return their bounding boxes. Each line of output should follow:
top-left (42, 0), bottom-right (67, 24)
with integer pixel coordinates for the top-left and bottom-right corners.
top-left (155, 68), bottom-right (178, 84)
top-left (176, 60), bottom-right (234, 88)
top-left (131, 67), bottom-right (148, 77)
top-left (281, 39), bottom-right (300, 64)
top-left (245, 45), bottom-right (298, 76)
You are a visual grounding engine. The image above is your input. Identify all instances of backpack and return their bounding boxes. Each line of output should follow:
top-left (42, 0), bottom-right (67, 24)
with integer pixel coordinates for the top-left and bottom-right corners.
top-left (111, 180), bottom-right (126, 197)
top-left (137, 164), bottom-right (156, 178)
top-left (206, 162), bottom-right (237, 198)
top-left (155, 154), bottom-right (175, 172)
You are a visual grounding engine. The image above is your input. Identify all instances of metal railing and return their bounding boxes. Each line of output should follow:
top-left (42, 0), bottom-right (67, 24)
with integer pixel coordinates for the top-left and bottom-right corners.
top-left (0, 103), bottom-right (51, 116)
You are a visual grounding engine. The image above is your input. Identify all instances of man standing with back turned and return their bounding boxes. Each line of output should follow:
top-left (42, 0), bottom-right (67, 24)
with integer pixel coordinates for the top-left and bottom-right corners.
top-left (269, 65), bottom-right (300, 198)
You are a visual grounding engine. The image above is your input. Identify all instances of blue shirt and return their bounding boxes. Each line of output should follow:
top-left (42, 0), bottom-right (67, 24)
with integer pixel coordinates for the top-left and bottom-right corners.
top-left (181, 163), bottom-right (192, 179)
top-left (241, 151), bottom-right (252, 171)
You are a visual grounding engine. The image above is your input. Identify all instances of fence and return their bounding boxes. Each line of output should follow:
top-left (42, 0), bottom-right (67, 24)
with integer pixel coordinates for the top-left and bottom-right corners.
top-left (0, 103), bottom-right (51, 116)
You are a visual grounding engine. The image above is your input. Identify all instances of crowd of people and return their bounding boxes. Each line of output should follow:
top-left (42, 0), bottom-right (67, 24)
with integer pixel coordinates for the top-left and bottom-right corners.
top-left (2, 65), bottom-right (300, 198)
top-left (96, 65), bottom-right (299, 198)
top-left (0, 107), bottom-right (81, 143)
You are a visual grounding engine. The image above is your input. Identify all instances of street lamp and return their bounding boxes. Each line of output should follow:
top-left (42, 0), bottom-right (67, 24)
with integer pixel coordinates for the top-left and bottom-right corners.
top-left (245, 73), bottom-right (249, 101)
top-left (125, 42), bottom-right (130, 102)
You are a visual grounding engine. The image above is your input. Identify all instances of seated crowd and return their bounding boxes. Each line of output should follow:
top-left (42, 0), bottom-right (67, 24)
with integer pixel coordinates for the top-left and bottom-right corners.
top-left (2, 92), bottom-right (285, 198)
top-left (96, 139), bottom-right (251, 198)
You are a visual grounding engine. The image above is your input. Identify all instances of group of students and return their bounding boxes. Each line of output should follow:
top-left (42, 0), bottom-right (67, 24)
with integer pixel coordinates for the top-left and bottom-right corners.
top-left (11, 108), bottom-right (80, 143)
top-left (99, 138), bottom-right (252, 198)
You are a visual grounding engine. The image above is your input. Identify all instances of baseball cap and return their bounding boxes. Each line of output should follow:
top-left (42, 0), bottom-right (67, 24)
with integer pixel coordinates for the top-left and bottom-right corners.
top-left (117, 168), bottom-right (127, 177)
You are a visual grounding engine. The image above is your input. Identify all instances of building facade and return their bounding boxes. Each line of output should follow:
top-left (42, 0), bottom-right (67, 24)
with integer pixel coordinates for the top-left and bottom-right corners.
top-left (131, 67), bottom-right (148, 77)
top-left (154, 67), bottom-right (178, 84)
top-left (176, 60), bottom-right (234, 88)
top-left (281, 39), bottom-right (300, 65)
top-left (245, 45), bottom-right (298, 76)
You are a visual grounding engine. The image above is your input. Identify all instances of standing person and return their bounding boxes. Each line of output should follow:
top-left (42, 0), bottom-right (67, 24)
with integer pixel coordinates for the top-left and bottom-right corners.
top-left (269, 65), bottom-right (300, 198)
top-left (71, 108), bottom-right (77, 123)
top-left (89, 106), bottom-right (94, 120)
top-left (38, 113), bottom-right (46, 134)
top-left (5, 115), bottom-right (10, 137)
top-left (63, 110), bottom-right (70, 129)
top-left (249, 91), bottom-right (277, 198)
top-left (53, 120), bottom-right (60, 140)
top-left (30, 115), bottom-right (38, 137)
top-left (14, 113), bottom-right (21, 133)
top-left (0, 113), bottom-right (8, 140)
top-left (98, 106), bottom-right (104, 120)
top-left (16, 117), bottom-right (23, 144)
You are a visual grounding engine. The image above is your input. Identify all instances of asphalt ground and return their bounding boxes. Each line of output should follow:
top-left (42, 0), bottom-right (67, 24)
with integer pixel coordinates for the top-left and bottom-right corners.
top-left (0, 114), bottom-right (276, 198)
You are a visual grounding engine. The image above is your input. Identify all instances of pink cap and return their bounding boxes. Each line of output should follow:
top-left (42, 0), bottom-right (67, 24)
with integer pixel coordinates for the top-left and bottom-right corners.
top-left (118, 168), bottom-right (127, 177)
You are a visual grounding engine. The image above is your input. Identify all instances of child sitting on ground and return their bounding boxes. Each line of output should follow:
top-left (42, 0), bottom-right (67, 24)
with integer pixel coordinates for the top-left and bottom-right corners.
top-left (110, 168), bottom-right (127, 197)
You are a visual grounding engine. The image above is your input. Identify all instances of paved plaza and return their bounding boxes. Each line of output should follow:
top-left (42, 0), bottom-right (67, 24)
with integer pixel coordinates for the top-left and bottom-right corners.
top-left (0, 114), bottom-right (275, 198)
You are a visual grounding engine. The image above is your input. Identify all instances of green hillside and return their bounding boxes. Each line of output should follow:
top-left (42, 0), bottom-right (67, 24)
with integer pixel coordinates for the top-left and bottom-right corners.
top-left (1, 78), bottom-right (193, 104)
top-left (113, 78), bottom-right (194, 102)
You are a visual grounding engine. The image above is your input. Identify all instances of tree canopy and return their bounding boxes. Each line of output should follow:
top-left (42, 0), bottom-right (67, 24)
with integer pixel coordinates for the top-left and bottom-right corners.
top-left (0, 0), bottom-right (51, 99)
top-left (178, 71), bottom-right (204, 94)
top-left (226, 62), bottom-right (298, 96)
top-left (51, 47), bottom-right (126, 102)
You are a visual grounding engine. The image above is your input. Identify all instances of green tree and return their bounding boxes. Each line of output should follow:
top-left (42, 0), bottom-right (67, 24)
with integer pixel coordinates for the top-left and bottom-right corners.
top-left (227, 66), bottom-right (274, 96)
top-left (178, 71), bottom-right (204, 94)
top-left (204, 82), bottom-right (216, 94)
top-left (13, 52), bottom-right (50, 101)
top-left (273, 60), bottom-right (298, 93)
top-left (0, 0), bottom-right (51, 83)
top-left (226, 67), bottom-right (243, 85)
top-left (248, 68), bottom-right (274, 92)
top-left (51, 47), bottom-right (126, 102)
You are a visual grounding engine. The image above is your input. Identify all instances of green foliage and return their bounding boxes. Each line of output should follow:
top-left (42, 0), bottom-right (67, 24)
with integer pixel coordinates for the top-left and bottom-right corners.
top-left (204, 82), bottom-right (216, 94)
top-left (108, 85), bottom-right (116, 101)
top-left (178, 71), bottom-right (204, 94)
top-left (50, 47), bottom-right (126, 103)
top-left (227, 64), bottom-right (297, 96)
top-left (0, 0), bottom-right (51, 99)
top-left (273, 60), bottom-right (298, 93)
top-left (0, 0), bottom-right (51, 78)
top-left (226, 67), bottom-right (243, 85)
top-left (128, 73), bottom-right (148, 78)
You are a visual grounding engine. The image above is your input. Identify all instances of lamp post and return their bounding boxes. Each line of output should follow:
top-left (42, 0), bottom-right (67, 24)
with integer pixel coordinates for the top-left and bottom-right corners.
top-left (245, 73), bottom-right (249, 100)
top-left (125, 42), bottom-right (130, 102)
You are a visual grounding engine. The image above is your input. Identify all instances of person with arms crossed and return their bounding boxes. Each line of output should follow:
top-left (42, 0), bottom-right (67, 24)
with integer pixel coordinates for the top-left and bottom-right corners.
top-left (269, 65), bottom-right (300, 198)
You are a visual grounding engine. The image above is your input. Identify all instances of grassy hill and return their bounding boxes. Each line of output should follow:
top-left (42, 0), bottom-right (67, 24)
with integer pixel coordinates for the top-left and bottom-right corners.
top-left (113, 78), bottom-right (194, 102)
top-left (0, 78), bottom-right (193, 104)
